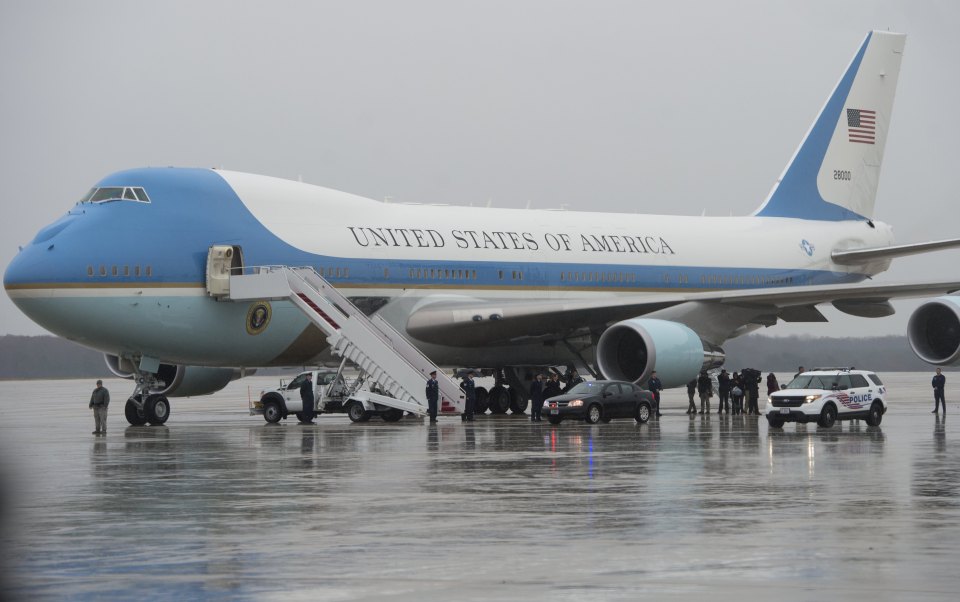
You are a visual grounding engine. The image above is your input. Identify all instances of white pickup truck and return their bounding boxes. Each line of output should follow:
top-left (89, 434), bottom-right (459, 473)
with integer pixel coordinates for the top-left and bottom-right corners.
top-left (251, 369), bottom-right (408, 423)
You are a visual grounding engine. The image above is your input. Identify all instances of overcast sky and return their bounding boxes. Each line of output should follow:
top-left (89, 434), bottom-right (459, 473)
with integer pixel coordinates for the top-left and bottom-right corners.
top-left (1, 0), bottom-right (958, 339)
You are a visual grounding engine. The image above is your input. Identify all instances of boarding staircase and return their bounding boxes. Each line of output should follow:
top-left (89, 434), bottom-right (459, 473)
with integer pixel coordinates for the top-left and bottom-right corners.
top-left (221, 262), bottom-right (465, 416)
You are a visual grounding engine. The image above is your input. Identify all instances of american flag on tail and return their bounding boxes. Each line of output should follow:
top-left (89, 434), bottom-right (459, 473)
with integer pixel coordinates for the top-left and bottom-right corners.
top-left (847, 108), bottom-right (876, 144)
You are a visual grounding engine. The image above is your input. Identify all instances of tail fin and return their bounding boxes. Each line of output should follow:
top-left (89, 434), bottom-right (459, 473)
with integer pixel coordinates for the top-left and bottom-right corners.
top-left (754, 31), bottom-right (906, 221)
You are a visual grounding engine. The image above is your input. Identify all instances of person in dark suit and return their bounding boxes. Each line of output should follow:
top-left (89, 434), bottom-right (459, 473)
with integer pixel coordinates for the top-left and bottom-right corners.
top-left (933, 368), bottom-right (946, 414)
top-left (426, 370), bottom-right (439, 423)
top-left (647, 371), bottom-right (663, 418)
top-left (543, 373), bottom-right (563, 404)
top-left (529, 373), bottom-right (545, 422)
top-left (461, 371), bottom-right (476, 421)
top-left (299, 372), bottom-right (315, 424)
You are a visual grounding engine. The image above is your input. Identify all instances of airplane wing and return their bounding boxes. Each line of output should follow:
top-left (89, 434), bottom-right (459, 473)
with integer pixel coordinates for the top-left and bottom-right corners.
top-left (405, 279), bottom-right (960, 347)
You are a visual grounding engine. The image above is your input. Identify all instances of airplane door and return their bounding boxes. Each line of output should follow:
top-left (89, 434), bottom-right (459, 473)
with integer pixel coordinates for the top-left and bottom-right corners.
top-left (206, 245), bottom-right (244, 298)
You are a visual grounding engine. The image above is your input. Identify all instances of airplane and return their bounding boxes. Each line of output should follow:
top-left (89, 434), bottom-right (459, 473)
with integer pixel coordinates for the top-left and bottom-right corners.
top-left (5, 30), bottom-right (960, 424)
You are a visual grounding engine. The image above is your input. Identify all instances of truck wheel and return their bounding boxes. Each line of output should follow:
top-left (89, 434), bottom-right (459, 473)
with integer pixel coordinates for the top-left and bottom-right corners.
top-left (125, 397), bottom-right (148, 426)
top-left (865, 401), bottom-right (883, 426)
top-left (145, 394), bottom-right (170, 425)
top-left (382, 408), bottom-right (403, 422)
top-left (817, 404), bottom-right (837, 428)
top-left (263, 400), bottom-right (283, 423)
top-left (509, 387), bottom-right (528, 414)
top-left (488, 386), bottom-right (510, 414)
top-left (346, 402), bottom-right (370, 423)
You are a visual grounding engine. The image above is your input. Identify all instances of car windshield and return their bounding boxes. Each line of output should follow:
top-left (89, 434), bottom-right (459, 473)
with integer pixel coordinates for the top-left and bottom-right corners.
top-left (568, 382), bottom-right (600, 395)
top-left (785, 374), bottom-right (842, 390)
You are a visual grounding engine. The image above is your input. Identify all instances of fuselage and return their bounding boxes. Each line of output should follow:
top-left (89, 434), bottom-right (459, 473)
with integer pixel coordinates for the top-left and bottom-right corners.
top-left (3, 167), bottom-right (894, 368)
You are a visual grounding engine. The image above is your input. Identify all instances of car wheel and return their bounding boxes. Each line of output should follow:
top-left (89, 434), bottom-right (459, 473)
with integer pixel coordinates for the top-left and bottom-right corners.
top-left (866, 401), bottom-right (883, 427)
top-left (585, 404), bottom-right (602, 424)
top-left (547, 416), bottom-right (562, 425)
top-left (635, 402), bottom-right (651, 424)
top-left (766, 415), bottom-right (785, 429)
top-left (818, 403), bottom-right (837, 428)
top-left (263, 400), bottom-right (283, 423)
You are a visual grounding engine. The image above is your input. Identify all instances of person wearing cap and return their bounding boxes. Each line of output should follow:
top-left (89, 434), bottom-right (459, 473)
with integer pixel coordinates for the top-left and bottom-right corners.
top-left (89, 379), bottom-right (110, 435)
top-left (426, 370), bottom-right (439, 423)
top-left (461, 371), bottom-right (476, 421)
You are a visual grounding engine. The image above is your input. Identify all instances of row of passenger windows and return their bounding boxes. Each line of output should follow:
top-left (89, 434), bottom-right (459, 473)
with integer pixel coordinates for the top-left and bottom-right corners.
top-left (408, 268), bottom-right (478, 280)
top-left (701, 274), bottom-right (796, 286)
top-left (86, 265), bottom-right (152, 277)
top-left (560, 271), bottom-right (637, 283)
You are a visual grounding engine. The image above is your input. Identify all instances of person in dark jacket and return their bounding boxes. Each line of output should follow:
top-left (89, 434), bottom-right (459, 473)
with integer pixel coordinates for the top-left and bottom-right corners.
top-left (426, 370), bottom-right (439, 423)
top-left (543, 373), bottom-right (563, 405)
top-left (89, 379), bottom-right (110, 435)
top-left (932, 368), bottom-right (946, 414)
top-left (697, 371), bottom-right (712, 414)
top-left (717, 369), bottom-right (731, 415)
top-left (766, 373), bottom-right (780, 397)
top-left (647, 371), bottom-right (664, 417)
top-left (563, 369), bottom-right (584, 393)
top-left (743, 369), bottom-right (762, 415)
top-left (461, 371), bottom-right (476, 421)
top-left (730, 372), bottom-right (744, 415)
top-left (299, 372), bottom-right (315, 424)
top-left (529, 373), bottom-right (545, 422)
top-left (686, 378), bottom-right (697, 414)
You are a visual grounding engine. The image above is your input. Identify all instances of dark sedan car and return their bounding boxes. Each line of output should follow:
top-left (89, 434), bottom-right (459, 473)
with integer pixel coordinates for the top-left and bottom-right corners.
top-left (544, 380), bottom-right (655, 425)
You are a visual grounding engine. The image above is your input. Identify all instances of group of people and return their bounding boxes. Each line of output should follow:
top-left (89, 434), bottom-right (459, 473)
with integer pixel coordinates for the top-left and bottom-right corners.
top-left (683, 369), bottom-right (774, 416)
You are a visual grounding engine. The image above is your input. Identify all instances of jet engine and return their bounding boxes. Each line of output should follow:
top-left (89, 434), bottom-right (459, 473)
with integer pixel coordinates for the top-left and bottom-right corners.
top-left (907, 296), bottom-right (960, 365)
top-left (596, 318), bottom-right (725, 388)
top-left (104, 354), bottom-right (252, 397)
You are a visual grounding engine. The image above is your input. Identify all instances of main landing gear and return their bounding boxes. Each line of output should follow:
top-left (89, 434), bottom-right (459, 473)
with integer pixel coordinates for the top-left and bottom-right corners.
top-left (124, 371), bottom-right (171, 426)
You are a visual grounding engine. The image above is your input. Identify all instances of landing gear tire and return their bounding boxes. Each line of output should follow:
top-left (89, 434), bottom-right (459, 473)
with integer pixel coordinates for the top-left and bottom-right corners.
top-left (382, 408), bottom-right (404, 422)
top-left (817, 404), bottom-right (837, 428)
top-left (866, 401), bottom-right (883, 427)
top-left (124, 397), bottom-right (148, 426)
top-left (263, 400), bottom-right (283, 424)
top-left (488, 386), bottom-right (510, 414)
top-left (547, 415), bottom-right (562, 425)
top-left (474, 387), bottom-right (489, 415)
top-left (346, 402), bottom-right (372, 423)
top-left (635, 402), bottom-right (651, 424)
top-left (509, 387), bottom-right (528, 414)
top-left (766, 415), bottom-right (785, 429)
top-left (585, 404), bottom-right (602, 424)
top-left (144, 394), bottom-right (170, 425)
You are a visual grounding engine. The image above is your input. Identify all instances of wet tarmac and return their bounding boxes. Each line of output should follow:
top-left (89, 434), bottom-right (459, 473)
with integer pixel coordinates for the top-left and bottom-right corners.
top-left (1, 372), bottom-right (958, 600)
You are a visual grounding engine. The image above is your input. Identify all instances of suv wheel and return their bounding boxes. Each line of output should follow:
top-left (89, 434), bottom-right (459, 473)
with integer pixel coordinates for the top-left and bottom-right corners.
top-left (817, 403), bottom-right (837, 428)
top-left (766, 415), bottom-right (785, 429)
top-left (865, 401), bottom-right (883, 427)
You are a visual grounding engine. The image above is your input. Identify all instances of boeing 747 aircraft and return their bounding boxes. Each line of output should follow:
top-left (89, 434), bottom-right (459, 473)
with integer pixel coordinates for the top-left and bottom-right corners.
top-left (5, 31), bottom-right (960, 424)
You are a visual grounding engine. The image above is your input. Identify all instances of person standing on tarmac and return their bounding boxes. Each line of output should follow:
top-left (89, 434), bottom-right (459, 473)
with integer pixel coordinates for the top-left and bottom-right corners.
top-left (299, 372), bottom-right (315, 424)
top-left (564, 369), bottom-right (584, 393)
top-left (529, 373), bottom-right (545, 422)
top-left (686, 378), bottom-right (697, 414)
top-left (461, 371), bottom-right (476, 421)
top-left (426, 370), bottom-right (439, 423)
top-left (697, 371), bottom-right (712, 414)
top-left (647, 371), bottom-right (663, 418)
top-left (932, 368), bottom-right (946, 414)
top-left (717, 369), bottom-right (731, 415)
top-left (543, 373), bottom-right (563, 407)
top-left (89, 379), bottom-right (110, 435)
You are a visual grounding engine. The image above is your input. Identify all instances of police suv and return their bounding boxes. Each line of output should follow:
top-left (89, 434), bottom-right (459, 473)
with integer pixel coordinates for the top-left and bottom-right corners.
top-left (765, 368), bottom-right (888, 429)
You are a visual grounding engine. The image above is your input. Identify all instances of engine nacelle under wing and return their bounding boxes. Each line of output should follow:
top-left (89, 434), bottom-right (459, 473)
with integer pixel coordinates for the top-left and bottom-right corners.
top-left (104, 354), bottom-right (252, 397)
top-left (596, 318), bottom-right (725, 388)
top-left (908, 296), bottom-right (960, 365)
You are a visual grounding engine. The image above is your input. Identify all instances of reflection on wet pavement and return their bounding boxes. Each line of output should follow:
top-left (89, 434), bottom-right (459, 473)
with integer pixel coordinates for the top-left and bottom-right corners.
top-left (1, 373), bottom-right (959, 600)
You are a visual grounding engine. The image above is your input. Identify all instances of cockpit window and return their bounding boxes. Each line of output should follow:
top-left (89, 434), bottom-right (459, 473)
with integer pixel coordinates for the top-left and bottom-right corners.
top-left (80, 186), bottom-right (151, 204)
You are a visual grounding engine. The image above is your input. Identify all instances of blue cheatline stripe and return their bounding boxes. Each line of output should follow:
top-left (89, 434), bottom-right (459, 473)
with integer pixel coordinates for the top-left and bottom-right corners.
top-left (755, 32), bottom-right (872, 222)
